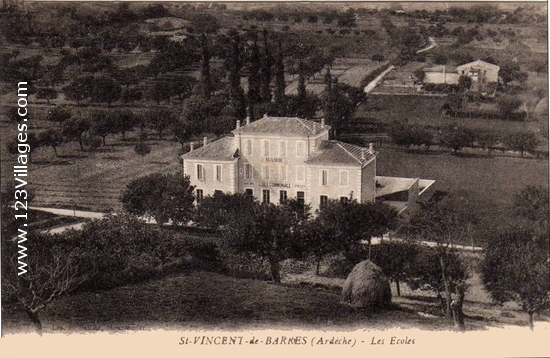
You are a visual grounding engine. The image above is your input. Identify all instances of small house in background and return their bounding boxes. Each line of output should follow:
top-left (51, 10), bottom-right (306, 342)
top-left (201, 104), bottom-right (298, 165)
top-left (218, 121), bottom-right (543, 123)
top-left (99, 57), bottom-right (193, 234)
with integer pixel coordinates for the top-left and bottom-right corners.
top-left (456, 60), bottom-right (500, 92)
top-left (423, 60), bottom-right (500, 94)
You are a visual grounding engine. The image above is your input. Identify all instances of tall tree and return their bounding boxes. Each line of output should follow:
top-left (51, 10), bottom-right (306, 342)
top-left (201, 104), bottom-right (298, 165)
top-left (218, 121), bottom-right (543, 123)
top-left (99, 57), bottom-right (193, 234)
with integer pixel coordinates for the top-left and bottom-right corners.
top-left (89, 110), bottom-right (115, 146)
top-left (402, 192), bottom-right (474, 327)
top-left (36, 87), bottom-right (58, 105)
top-left (111, 109), bottom-right (137, 140)
top-left (143, 108), bottom-right (177, 140)
top-left (121, 172), bottom-right (195, 226)
top-left (38, 128), bottom-right (64, 157)
top-left (197, 194), bottom-right (308, 283)
top-left (260, 28), bottom-right (273, 102)
top-left (482, 228), bottom-right (549, 331)
top-left (316, 199), bottom-right (398, 261)
top-left (226, 29), bottom-right (246, 119)
top-left (90, 76), bottom-right (122, 106)
top-left (1, 231), bottom-right (89, 334)
top-left (62, 76), bottom-right (94, 106)
top-left (62, 116), bottom-right (90, 151)
top-left (247, 35), bottom-right (262, 108)
top-left (199, 33), bottom-right (212, 98)
top-left (370, 241), bottom-right (419, 297)
top-left (273, 39), bottom-right (286, 108)
top-left (297, 60), bottom-right (307, 102)
top-left (514, 186), bottom-right (549, 228)
top-left (46, 106), bottom-right (72, 128)
top-left (503, 132), bottom-right (538, 157)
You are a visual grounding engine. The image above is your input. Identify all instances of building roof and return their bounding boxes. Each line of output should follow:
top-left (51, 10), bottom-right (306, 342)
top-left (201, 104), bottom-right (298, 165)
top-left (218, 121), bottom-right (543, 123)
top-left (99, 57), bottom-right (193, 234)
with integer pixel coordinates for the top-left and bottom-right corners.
top-left (181, 137), bottom-right (238, 161)
top-left (306, 140), bottom-right (375, 167)
top-left (233, 116), bottom-right (329, 137)
top-left (457, 60), bottom-right (500, 71)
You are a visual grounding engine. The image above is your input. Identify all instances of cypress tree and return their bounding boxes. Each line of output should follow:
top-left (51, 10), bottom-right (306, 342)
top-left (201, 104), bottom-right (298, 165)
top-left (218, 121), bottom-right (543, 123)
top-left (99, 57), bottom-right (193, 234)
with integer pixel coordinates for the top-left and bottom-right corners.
top-left (227, 30), bottom-right (246, 119)
top-left (274, 39), bottom-right (286, 107)
top-left (200, 33), bottom-right (212, 98)
top-left (247, 36), bottom-right (261, 107)
top-left (260, 28), bottom-right (273, 102)
top-left (297, 60), bottom-right (306, 102)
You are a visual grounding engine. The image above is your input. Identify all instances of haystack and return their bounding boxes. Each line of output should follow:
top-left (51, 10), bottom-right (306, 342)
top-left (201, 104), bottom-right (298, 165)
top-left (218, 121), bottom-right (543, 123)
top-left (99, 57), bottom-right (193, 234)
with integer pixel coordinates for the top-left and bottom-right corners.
top-left (341, 260), bottom-right (391, 309)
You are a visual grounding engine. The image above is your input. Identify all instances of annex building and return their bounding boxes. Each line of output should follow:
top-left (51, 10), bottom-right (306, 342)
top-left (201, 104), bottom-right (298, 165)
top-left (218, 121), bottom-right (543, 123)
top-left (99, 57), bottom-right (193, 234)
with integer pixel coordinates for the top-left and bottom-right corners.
top-left (423, 59), bottom-right (500, 95)
top-left (182, 115), bottom-right (434, 213)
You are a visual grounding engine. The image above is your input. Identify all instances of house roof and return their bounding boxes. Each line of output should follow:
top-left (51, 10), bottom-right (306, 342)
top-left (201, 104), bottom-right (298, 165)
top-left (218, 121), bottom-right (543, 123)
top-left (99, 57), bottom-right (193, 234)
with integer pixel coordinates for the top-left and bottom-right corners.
top-left (457, 60), bottom-right (500, 71)
top-left (306, 140), bottom-right (375, 167)
top-left (233, 116), bottom-right (330, 137)
top-left (181, 137), bottom-right (238, 161)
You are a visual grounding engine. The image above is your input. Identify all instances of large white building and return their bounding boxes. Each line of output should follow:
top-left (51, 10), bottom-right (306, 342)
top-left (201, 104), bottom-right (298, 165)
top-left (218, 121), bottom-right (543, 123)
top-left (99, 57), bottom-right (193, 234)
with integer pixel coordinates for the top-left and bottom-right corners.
top-left (182, 115), bottom-right (434, 213)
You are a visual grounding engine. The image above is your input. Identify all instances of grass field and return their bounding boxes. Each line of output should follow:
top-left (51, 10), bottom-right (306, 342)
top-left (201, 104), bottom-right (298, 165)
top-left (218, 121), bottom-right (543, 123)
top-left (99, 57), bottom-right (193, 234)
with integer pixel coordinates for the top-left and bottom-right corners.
top-left (357, 95), bottom-right (548, 143)
top-left (376, 147), bottom-right (549, 243)
top-left (2, 268), bottom-right (539, 334)
top-left (0, 117), bottom-right (183, 212)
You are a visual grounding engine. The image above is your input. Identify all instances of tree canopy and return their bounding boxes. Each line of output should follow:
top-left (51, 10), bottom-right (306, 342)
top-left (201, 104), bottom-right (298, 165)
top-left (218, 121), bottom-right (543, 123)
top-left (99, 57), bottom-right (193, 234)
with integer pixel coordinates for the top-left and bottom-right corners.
top-left (482, 228), bottom-right (549, 330)
top-left (121, 172), bottom-right (195, 226)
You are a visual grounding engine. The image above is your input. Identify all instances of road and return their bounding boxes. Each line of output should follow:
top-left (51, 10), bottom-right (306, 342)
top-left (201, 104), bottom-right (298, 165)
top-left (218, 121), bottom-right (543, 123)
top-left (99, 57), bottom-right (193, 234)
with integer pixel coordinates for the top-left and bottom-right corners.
top-left (29, 206), bottom-right (158, 234)
top-left (31, 206), bottom-right (483, 251)
top-left (416, 36), bottom-right (438, 54)
top-left (363, 65), bottom-right (395, 94)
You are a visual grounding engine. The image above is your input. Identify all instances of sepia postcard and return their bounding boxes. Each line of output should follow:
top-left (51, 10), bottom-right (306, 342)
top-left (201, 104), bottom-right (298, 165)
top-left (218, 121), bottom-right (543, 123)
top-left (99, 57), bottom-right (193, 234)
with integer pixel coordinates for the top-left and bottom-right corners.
top-left (0, 1), bottom-right (548, 357)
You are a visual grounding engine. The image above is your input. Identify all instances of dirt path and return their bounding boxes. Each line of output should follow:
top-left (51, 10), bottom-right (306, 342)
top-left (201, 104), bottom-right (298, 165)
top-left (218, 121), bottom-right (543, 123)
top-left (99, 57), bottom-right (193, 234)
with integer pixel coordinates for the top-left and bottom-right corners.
top-left (363, 66), bottom-right (395, 94)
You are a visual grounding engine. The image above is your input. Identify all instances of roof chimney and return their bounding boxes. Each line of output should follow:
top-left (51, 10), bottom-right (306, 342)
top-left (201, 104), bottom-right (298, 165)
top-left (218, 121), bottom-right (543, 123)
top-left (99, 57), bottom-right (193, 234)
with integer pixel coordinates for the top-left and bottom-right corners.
top-left (313, 122), bottom-right (317, 133)
top-left (369, 143), bottom-right (374, 154)
top-left (236, 120), bottom-right (241, 129)
top-left (245, 116), bottom-right (250, 125)
top-left (190, 142), bottom-right (194, 152)
top-left (361, 148), bottom-right (366, 161)
top-left (321, 118), bottom-right (325, 128)
top-left (203, 137), bottom-right (207, 146)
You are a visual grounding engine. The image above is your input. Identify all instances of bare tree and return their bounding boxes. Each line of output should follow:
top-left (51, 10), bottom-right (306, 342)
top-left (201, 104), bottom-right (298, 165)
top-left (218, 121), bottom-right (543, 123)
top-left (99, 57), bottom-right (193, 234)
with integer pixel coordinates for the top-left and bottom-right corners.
top-left (2, 232), bottom-right (89, 334)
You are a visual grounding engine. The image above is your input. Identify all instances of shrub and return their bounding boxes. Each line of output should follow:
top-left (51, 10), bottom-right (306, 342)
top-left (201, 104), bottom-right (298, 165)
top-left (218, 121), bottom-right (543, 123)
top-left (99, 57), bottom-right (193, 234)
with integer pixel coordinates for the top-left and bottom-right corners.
top-left (220, 251), bottom-right (271, 280)
top-left (73, 215), bottom-right (225, 291)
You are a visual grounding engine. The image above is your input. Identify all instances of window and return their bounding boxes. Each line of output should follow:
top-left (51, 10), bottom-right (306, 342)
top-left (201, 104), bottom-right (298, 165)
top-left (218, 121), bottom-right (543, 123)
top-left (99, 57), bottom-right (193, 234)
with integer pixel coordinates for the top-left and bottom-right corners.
top-left (296, 141), bottom-right (305, 157)
top-left (215, 165), bottom-right (222, 181)
top-left (320, 169), bottom-right (328, 186)
top-left (263, 140), bottom-right (270, 156)
top-left (262, 189), bottom-right (270, 204)
top-left (262, 164), bottom-right (270, 180)
top-left (340, 196), bottom-right (349, 203)
top-left (296, 191), bottom-right (305, 205)
top-left (339, 170), bottom-right (349, 187)
top-left (214, 190), bottom-right (223, 196)
top-left (320, 195), bottom-right (328, 207)
top-left (245, 188), bottom-right (254, 196)
top-left (296, 165), bottom-right (305, 182)
top-left (197, 164), bottom-right (204, 181)
top-left (279, 141), bottom-right (287, 157)
top-left (244, 164), bottom-right (253, 180)
top-left (245, 139), bottom-right (252, 155)
top-left (279, 165), bottom-right (287, 181)
top-left (279, 190), bottom-right (287, 203)
top-left (196, 189), bottom-right (203, 203)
